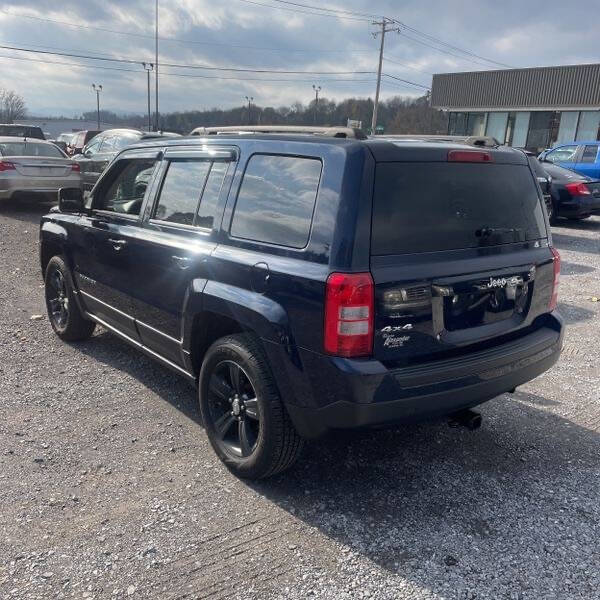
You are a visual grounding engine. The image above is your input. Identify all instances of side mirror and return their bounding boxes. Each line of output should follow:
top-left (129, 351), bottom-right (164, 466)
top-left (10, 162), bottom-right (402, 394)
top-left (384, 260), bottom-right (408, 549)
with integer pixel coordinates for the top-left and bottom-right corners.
top-left (58, 187), bottom-right (85, 213)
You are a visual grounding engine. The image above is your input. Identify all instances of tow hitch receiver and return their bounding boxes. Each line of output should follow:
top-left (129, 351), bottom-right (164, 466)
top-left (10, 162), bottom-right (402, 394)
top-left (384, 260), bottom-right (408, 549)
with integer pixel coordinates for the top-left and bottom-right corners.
top-left (448, 409), bottom-right (482, 431)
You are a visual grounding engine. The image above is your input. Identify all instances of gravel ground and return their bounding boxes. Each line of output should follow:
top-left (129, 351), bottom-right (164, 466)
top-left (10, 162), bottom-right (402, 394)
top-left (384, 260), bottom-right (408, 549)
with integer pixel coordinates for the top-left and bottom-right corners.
top-left (0, 199), bottom-right (599, 600)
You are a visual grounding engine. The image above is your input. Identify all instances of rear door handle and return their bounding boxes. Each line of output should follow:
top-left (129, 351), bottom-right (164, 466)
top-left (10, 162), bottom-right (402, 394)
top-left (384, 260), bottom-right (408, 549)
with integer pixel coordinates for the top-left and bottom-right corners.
top-left (108, 238), bottom-right (127, 250)
top-left (172, 255), bottom-right (191, 269)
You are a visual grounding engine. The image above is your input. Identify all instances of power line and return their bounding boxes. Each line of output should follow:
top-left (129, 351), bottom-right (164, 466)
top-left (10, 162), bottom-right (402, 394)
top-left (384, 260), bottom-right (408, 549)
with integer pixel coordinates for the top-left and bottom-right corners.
top-left (0, 44), bottom-right (376, 75)
top-left (233, 0), bottom-right (371, 22)
top-left (382, 73), bottom-right (430, 90)
top-left (265, 0), bottom-right (379, 19)
top-left (384, 55), bottom-right (434, 76)
top-left (0, 8), bottom-right (374, 53)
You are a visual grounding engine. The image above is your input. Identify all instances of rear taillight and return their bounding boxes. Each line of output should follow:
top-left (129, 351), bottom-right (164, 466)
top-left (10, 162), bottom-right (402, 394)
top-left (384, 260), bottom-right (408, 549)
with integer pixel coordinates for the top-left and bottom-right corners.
top-left (71, 163), bottom-right (81, 172)
top-left (564, 182), bottom-right (591, 196)
top-left (0, 160), bottom-right (16, 172)
top-left (324, 272), bottom-right (374, 357)
top-left (549, 247), bottom-right (561, 311)
top-left (447, 150), bottom-right (493, 163)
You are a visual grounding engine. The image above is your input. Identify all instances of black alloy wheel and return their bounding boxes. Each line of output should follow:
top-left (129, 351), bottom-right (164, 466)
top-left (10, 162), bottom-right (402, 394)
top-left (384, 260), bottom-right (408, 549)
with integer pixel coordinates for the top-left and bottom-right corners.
top-left (47, 267), bottom-right (69, 329)
top-left (207, 360), bottom-right (260, 458)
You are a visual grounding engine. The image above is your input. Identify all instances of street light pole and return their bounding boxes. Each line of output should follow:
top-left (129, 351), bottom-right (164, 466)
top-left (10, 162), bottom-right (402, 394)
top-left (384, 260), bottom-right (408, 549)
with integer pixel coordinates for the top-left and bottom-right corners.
top-left (245, 96), bottom-right (253, 125)
top-left (312, 85), bottom-right (321, 124)
top-left (142, 63), bottom-right (154, 132)
top-left (92, 83), bottom-right (102, 129)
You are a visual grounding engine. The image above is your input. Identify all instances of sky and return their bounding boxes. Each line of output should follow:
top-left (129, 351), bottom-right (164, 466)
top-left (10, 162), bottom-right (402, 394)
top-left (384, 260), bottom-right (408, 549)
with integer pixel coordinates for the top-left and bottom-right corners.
top-left (0, 0), bottom-right (599, 118)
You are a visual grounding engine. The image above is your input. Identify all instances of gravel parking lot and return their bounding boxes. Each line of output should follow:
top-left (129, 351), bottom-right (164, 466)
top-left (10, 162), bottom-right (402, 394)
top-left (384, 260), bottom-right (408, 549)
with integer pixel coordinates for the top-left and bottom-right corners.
top-left (0, 199), bottom-right (599, 600)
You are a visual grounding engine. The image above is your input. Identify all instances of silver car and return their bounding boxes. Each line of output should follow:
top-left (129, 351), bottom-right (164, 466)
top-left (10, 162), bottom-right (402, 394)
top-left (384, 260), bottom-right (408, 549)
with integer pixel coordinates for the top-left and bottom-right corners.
top-left (0, 137), bottom-right (81, 201)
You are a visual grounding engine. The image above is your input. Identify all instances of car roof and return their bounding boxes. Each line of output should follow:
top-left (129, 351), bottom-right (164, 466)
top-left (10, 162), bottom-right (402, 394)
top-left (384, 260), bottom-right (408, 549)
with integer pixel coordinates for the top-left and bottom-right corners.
top-left (122, 134), bottom-right (528, 165)
top-left (551, 141), bottom-right (599, 149)
top-left (0, 136), bottom-right (55, 144)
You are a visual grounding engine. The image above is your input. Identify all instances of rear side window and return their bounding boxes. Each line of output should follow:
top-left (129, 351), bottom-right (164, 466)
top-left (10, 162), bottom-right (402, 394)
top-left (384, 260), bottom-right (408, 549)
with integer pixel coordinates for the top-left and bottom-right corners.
top-left (581, 145), bottom-right (599, 163)
top-left (372, 162), bottom-right (546, 256)
top-left (230, 154), bottom-right (321, 248)
top-left (196, 161), bottom-right (228, 229)
top-left (154, 161), bottom-right (211, 226)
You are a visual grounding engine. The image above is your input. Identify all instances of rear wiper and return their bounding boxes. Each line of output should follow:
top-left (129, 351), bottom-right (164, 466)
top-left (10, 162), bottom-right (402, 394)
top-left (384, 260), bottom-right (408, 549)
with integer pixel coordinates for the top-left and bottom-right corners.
top-left (475, 227), bottom-right (524, 238)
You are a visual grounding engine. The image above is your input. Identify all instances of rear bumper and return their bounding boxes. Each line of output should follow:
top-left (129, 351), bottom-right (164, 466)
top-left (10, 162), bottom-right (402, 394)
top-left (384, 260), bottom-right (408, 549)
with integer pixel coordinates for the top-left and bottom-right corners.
top-left (558, 197), bottom-right (600, 217)
top-left (0, 176), bottom-right (81, 200)
top-left (284, 314), bottom-right (564, 438)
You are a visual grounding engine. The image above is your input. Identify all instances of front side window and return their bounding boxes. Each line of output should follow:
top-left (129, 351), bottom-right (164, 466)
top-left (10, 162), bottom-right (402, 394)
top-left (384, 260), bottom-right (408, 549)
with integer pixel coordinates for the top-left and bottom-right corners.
top-left (546, 145), bottom-right (577, 163)
top-left (153, 160), bottom-right (211, 226)
top-left (95, 159), bottom-right (157, 216)
top-left (581, 144), bottom-right (599, 163)
top-left (230, 154), bottom-right (321, 248)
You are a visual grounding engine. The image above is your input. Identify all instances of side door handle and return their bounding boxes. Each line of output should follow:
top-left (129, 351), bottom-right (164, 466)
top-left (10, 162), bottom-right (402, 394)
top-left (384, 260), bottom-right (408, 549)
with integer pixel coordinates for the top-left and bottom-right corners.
top-left (108, 238), bottom-right (127, 251)
top-left (172, 255), bottom-right (191, 269)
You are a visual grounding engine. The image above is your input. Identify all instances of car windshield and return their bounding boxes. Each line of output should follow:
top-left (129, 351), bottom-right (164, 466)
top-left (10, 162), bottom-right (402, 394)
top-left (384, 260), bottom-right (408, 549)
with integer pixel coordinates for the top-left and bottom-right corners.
top-left (0, 141), bottom-right (64, 158)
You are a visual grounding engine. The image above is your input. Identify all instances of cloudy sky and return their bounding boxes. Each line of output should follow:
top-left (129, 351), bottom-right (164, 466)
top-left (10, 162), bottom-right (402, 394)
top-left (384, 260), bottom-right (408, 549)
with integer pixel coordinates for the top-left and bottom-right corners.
top-left (0, 0), bottom-right (598, 117)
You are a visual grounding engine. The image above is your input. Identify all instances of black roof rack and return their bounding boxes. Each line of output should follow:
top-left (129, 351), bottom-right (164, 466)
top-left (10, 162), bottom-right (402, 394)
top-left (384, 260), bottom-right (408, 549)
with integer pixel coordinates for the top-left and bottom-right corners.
top-left (189, 125), bottom-right (367, 140)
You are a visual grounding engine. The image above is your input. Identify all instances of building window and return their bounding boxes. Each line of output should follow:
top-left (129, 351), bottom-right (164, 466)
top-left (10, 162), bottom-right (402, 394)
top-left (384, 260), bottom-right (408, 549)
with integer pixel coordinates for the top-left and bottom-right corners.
top-left (511, 112), bottom-right (530, 148)
top-left (466, 113), bottom-right (486, 136)
top-left (449, 112), bottom-right (468, 135)
top-left (485, 112), bottom-right (508, 143)
top-left (575, 111), bottom-right (600, 141)
top-left (526, 111), bottom-right (560, 152)
top-left (556, 112), bottom-right (579, 144)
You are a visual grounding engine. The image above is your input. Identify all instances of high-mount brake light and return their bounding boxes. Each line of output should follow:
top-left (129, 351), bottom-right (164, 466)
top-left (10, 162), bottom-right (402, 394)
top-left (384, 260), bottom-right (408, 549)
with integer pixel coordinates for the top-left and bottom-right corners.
top-left (564, 181), bottom-right (591, 196)
top-left (324, 272), bottom-right (374, 357)
top-left (447, 150), bottom-right (493, 163)
top-left (0, 160), bottom-right (16, 172)
top-left (549, 247), bottom-right (561, 311)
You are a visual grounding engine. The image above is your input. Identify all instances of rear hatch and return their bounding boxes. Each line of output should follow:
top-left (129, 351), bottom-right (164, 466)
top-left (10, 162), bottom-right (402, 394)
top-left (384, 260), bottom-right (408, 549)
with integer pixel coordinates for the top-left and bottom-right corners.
top-left (369, 144), bottom-right (557, 364)
top-left (11, 157), bottom-right (72, 178)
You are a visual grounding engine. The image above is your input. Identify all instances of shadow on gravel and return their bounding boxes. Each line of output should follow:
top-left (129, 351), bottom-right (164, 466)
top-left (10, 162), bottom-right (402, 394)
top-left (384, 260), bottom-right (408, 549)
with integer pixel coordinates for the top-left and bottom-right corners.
top-left (557, 301), bottom-right (596, 325)
top-left (0, 197), bottom-right (55, 225)
top-left (73, 329), bottom-right (201, 425)
top-left (560, 260), bottom-right (596, 276)
top-left (554, 216), bottom-right (600, 232)
top-left (249, 396), bottom-right (599, 589)
top-left (552, 232), bottom-right (600, 255)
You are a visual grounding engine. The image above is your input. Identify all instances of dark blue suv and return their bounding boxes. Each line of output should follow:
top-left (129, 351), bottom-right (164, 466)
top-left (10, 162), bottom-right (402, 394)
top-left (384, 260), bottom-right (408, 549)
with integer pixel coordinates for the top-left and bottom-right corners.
top-left (40, 128), bottom-right (564, 478)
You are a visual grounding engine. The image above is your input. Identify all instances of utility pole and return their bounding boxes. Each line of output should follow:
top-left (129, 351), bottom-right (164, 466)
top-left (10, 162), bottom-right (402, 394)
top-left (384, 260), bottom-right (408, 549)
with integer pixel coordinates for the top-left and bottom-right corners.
top-left (245, 96), bottom-right (253, 125)
top-left (142, 63), bottom-right (154, 132)
top-left (154, 0), bottom-right (159, 131)
top-left (312, 85), bottom-right (321, 124)
top-left (92, 83), bottom-right (102, 129)
top-left (371, 18), bottom-right (400, 134)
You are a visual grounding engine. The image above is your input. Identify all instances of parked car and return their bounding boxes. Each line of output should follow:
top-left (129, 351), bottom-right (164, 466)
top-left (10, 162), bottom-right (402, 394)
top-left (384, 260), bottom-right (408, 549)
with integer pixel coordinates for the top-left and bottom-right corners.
top-left (40, 127), bottom-right (563, 479)
top-left (0, 137), bottom-right (81, 202)
top-left (67, 130), bottom-right (102, 157)
top-left (519, 149), bottom-right (553, 217)
top-left (538, 141), bottom-right (600, 179)
top-left (49, 139), bottom-right (69, 154)
top-left (57, 132), bottom-right (75, 145)
top-left (73, 128), bottom-right (180, 193)
top-left (0, 124), bottom-right (45, 139)
top-left (541, 162), bottom-right (600, 223)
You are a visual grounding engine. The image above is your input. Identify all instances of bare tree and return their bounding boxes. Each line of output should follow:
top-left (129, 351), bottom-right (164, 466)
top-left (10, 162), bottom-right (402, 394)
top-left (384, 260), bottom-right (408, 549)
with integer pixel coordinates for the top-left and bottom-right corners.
top-left (0, 89), bottom-right (27, 123)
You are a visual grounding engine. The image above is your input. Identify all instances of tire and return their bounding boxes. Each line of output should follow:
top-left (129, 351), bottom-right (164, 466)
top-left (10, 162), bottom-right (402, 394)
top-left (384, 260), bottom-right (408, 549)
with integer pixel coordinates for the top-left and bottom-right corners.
top-left (44, 256), bottom-right (96, 341)
top-left (199, 334), bottom-right (304, 479)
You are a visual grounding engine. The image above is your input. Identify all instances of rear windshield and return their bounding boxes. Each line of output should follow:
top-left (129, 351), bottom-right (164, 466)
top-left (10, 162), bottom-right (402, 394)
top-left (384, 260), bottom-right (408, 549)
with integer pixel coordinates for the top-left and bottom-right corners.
top-left (0, 142), bottom-right (64, 158)
top-left (372, 162), bottom-right (546, 255)
top-left (0, 125), bottom-right (44, 139)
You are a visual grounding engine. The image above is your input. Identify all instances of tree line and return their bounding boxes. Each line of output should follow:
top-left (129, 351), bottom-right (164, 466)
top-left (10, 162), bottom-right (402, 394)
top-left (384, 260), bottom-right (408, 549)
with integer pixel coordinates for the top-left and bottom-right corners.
top-left (81, 94), bottom-right (448, 135)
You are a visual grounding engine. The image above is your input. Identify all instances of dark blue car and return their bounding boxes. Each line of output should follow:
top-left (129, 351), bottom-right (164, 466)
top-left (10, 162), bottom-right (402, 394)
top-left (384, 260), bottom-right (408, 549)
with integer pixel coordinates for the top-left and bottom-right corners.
top-left (39, 128), bottom-right (564, 478)
top-left (539, 141), bottom-right (600, 179)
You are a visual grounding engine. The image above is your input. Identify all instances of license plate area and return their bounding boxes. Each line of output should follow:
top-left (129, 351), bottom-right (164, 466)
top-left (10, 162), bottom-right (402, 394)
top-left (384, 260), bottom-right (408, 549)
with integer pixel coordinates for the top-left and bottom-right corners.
top-left (432, 266), bottom-right (535, 336)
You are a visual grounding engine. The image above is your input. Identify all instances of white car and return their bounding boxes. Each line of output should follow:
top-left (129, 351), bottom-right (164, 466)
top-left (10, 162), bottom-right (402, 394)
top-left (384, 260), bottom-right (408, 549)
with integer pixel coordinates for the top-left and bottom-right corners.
top-left (0, 137), bottom-right (82, 202)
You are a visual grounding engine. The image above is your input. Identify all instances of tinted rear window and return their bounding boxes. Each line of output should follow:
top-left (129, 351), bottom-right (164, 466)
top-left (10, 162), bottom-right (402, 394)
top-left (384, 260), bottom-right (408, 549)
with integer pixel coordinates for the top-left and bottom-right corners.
top-left (230, 154), bottom-right (321, 248)
top-left (372, 162), bottom-right (546, 255)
